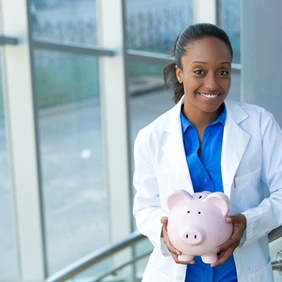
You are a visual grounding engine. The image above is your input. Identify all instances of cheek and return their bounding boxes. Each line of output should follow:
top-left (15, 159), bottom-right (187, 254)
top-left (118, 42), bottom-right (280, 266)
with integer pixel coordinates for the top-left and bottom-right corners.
top-left (183, 78), bottom-right (200, 92)
top-left (223, 79), bottom-right (231, 92)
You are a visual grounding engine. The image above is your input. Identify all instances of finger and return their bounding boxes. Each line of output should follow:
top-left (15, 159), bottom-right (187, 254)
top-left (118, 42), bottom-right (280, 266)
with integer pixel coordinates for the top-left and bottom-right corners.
top-left (211, 248), bottom-right (233, 267)
top-left (172, 253), bottom-right (195, 265)
top-left (215, 238), bottom-right (235, 254)
top-left (176, 259), bottom-right (196, 265)
top-left (161, 216), bottom-right (168, 227)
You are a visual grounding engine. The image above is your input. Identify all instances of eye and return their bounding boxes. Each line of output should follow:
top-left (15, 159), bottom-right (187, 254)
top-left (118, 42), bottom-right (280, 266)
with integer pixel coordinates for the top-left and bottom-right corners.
top-left (194, 69), bottom-right (205, 75)
top-left (218, 70), bottom-right (229, 76)
top-left (198, 211), bottom-right (201, 214)
top-left (187, 210), bottom-right (190, 214)
top-left (199, 195), bottom-right (202, 199)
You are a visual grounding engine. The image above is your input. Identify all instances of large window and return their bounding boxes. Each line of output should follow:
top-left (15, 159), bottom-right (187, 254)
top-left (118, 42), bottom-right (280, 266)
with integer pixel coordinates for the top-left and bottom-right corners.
top-left (30, 0), bottom-right (110, 275)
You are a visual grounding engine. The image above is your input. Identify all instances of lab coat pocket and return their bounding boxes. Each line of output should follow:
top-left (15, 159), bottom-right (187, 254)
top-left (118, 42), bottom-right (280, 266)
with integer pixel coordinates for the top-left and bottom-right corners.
top-left (232, 168), bottom-right (262, 211)
top-left (233, 168), bottom-right (261, 188)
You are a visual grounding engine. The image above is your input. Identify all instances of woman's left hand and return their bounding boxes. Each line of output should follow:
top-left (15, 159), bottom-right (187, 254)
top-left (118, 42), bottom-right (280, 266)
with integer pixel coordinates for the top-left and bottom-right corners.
top-left (211, 213), bottom-right (246, 267)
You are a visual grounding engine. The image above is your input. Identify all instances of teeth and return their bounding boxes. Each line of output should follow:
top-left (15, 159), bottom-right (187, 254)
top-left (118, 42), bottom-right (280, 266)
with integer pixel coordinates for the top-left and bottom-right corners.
top-left (200, 93), bottom-right (219, 99)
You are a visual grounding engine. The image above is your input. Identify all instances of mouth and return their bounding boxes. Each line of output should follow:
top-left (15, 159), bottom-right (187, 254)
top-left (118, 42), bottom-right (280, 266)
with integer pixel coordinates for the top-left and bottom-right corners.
top-left (199, 93), bottom-right (221, 99)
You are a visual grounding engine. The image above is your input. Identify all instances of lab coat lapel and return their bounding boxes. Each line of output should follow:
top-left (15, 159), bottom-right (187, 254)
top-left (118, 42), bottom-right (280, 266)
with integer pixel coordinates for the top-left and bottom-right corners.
top-left (221, 100), bottom-right (250, 199)
top-left (161, 98), bottom-right (194, 194)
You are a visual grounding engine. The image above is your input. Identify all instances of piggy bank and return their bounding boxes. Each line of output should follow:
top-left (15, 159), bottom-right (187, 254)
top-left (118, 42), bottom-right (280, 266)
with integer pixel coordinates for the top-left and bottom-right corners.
top-left (167, 190), bottom-right (232, 264)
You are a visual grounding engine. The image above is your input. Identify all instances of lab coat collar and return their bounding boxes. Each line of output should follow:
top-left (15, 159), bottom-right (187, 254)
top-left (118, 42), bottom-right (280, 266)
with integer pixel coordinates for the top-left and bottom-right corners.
top-left (161, 96), bottom-right (251, 198)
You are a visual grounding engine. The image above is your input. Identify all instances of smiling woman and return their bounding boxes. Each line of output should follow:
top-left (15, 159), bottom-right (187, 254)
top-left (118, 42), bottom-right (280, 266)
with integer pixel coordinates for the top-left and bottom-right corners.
top-left (133, 23), bottom-right (282, 282)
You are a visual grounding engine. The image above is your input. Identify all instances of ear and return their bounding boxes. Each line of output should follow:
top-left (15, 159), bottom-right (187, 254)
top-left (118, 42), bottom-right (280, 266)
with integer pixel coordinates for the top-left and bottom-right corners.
top-left (175, 65), bottom-right (183, 84)
top-left (203, 192), bottom-right (230, 215)
top-left (167, 190), bottom-right (192, 211)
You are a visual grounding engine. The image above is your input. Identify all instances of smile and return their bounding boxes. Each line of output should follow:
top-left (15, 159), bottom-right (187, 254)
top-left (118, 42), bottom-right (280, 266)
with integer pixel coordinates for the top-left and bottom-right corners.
top-left (199, 93), bottom-right (220, 99)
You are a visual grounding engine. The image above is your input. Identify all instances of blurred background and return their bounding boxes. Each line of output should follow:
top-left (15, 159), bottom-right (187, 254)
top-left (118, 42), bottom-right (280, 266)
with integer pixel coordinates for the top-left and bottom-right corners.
top-left (0, 0), bottom-right (281, 281)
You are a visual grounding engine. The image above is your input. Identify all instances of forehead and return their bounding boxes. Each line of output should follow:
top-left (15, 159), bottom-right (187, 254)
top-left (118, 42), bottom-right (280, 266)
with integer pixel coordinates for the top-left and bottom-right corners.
top-left (183, 37), bottom-right (232, 64)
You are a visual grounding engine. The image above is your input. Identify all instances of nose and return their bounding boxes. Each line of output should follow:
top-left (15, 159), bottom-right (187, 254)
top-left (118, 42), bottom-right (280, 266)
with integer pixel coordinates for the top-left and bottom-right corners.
top-left (204, 73), bottom-right (218, 91)
top-left (182, 228), bottom-right (203, 245)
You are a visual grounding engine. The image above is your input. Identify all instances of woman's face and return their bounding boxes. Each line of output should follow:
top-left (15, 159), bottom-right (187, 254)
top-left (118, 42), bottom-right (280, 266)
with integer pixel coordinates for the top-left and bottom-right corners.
top-left (176, 37), bottom-right (232, 120)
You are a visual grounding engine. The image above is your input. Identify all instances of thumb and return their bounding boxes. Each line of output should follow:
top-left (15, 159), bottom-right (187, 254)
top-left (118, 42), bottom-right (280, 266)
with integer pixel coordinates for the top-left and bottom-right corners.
top-left (161, 216), bottom-right (168, 226)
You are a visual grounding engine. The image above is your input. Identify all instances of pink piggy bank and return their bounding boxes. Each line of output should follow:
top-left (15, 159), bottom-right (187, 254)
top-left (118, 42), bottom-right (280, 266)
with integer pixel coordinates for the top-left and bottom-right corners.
top-left (167, 190), bottom-right (232, 264)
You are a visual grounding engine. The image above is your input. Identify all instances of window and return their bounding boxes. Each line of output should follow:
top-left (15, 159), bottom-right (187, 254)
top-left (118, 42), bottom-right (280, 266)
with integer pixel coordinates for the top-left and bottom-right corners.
top-left (217, 0), bottom-right (241, 64)
top-left (30, 0), bottom-right (110, 274)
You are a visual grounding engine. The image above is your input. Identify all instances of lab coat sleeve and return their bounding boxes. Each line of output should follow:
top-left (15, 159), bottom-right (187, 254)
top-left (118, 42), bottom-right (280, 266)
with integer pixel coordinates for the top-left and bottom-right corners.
top-left (242, 112), bottom-right (282, 246)
top-left (133, 129), bottom-right (170, 256)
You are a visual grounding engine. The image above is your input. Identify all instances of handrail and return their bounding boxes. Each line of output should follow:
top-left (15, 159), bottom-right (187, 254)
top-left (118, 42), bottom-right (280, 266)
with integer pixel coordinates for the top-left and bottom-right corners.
top-left (93, 251), bottom-right (151, 282)
top-left (269, 226), bottom-right (282, 273)
top-left (269, 226), bottom-right (282, 243)
top-left (46, 231), bottom-right (146, 282)
top-left (47, 226), bottom-right (282, 281)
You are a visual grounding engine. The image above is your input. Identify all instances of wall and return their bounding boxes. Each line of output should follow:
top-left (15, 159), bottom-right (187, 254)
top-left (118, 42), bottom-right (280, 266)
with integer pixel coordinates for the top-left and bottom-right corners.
top-left (241, 0), bottom-right (282, 126)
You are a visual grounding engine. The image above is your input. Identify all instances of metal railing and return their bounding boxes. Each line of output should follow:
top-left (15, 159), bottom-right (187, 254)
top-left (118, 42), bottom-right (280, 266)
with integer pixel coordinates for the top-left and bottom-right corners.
top-left (270, 226), bottom-right (282, 272)
top-left (46, 230), bottom-right (150, 282)
top-left (46, 226), bottom-right (282, 282)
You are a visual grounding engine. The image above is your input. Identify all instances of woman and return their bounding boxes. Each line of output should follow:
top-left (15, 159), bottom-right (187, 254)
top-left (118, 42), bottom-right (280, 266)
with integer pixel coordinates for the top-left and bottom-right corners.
top-left (133, 23), bottom-right (282, 281)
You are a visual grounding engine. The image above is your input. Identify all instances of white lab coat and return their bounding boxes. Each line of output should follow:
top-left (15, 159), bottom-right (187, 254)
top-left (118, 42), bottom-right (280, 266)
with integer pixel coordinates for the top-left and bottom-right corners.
top-left (133, 96), bottom-right (282, 282)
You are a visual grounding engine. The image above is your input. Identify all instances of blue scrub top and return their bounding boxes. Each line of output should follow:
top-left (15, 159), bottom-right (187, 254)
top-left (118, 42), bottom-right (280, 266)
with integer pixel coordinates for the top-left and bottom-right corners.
top-left (180, 105), bottom-right (237, 282)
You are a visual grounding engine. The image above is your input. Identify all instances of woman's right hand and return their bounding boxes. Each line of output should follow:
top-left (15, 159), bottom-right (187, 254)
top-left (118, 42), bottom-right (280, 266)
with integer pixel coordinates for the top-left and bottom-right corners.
top-left (161, 217), bottom-right (195, 265)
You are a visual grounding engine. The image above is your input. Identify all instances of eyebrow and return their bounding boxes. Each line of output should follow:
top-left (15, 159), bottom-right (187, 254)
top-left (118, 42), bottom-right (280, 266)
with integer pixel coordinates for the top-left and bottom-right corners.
top-left (192, 61), bottom-right (231, 65)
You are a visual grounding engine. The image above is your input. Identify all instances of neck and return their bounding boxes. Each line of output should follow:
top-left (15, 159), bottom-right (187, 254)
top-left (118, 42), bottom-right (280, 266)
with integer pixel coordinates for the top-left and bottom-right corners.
top-left (182, 107), bottom-right (221, 129)
top-left (182, 104), bottom-right (223, 143)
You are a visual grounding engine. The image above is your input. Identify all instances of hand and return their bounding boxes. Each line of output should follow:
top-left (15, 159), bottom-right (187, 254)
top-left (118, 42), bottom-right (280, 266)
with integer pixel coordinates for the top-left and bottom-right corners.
top-left (161, 217), bottom-right (195, 265)
top-left (211, 213), bottom-right (246, 267)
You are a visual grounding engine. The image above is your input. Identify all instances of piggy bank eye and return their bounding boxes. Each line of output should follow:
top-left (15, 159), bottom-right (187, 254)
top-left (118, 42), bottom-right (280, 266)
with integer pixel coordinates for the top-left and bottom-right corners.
top-left (187, 210), bottom-right (190, 214)
top-left (199, 195), bottom-right (202, 199)
top-left (198, 211), bottom-right (201, 214)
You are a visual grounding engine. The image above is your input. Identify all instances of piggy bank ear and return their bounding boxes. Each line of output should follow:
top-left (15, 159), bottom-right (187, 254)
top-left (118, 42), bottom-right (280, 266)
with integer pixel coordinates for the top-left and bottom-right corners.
top-left (167, 190), bottom-right (192, 211)
top-left (204, 192), bottom-right (230, 215)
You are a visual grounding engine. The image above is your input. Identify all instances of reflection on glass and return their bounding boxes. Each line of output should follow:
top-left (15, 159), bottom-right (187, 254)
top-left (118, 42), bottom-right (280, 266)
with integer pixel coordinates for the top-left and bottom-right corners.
top-left (30, 0), bottom-right (97, 45)
top-left (0, 52), bottom-right (19, 280)
top-left (33, 50), bottom-right (109, 274)
top-left (126, 0), bottom-right (193, 53)
top-left (218, 0), bottom-right (241, 64)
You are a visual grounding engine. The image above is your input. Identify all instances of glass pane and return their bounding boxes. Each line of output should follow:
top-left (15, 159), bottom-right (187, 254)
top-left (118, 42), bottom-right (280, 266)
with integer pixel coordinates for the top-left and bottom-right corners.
top-left (218, 0), bottom-right (241, 64)
top-left (126, 0), bottom-right (193, 53)
top-left (0, 51), bottom-right (19, 280)
top-left (33, 50), bottom-right (109, 274)
top-left (129, 62), bottom-right (174, 142)
top-left (30, 0), bottom-right (97, 45)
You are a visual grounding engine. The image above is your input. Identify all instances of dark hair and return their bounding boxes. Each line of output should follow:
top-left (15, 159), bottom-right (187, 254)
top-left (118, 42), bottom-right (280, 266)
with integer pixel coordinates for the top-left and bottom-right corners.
top-left (164, 23), bottom-right (233, 103)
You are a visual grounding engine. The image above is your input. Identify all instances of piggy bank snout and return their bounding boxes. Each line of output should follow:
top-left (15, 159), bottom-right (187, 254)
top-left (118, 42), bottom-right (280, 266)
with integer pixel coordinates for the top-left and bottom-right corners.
top-left (181, 227), bottom-right (204, 245)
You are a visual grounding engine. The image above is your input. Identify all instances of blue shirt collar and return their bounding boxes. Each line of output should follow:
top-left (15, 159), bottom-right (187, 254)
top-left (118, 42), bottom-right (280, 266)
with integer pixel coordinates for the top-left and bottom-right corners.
top-left (180, 104), bottom-right (226, 132)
